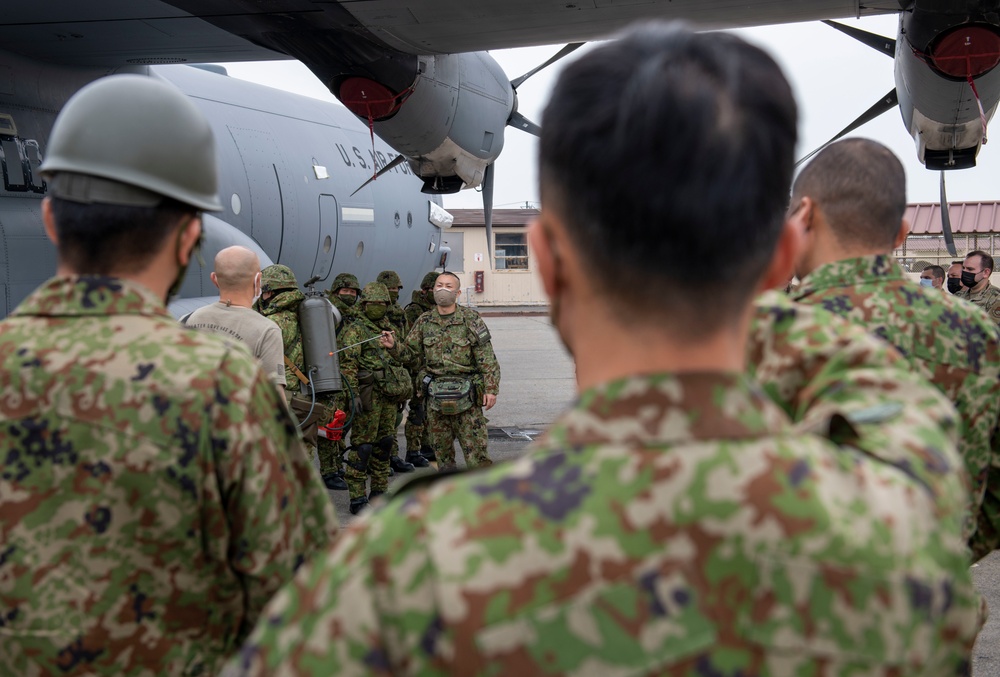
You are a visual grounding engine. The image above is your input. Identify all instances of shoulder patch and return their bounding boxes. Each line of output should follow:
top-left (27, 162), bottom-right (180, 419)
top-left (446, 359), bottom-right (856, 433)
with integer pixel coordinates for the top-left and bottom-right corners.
top-left (471, 316), bottom-right (491, 344)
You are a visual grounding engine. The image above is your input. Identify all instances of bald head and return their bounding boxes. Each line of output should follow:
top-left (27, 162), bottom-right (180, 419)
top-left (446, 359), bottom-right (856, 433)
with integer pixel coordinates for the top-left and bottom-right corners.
top-left (212, 246), bottom-right (260, 292)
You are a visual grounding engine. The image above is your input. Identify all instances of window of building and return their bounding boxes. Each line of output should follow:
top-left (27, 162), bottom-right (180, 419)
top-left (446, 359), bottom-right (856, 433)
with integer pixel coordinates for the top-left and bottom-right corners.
top-left (495, 232), bottom-right (528, 270)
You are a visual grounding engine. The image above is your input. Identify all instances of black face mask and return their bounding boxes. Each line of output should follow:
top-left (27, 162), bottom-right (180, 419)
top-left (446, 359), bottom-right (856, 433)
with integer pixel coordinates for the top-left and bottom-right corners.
top-left (947, 278), bottom-right (964, 294)
top-left (961, 271), bottom-right (980, 288)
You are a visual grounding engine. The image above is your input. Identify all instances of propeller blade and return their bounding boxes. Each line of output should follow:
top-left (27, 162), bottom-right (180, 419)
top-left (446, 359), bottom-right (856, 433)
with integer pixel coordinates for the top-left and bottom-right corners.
top-left (822, 20), bottom-right (896, 58)
top-left (796, 88), bottom-right (898, 167)
top-left (483, 163), bottom-right (495, 269)
top-left (350, 153), bottom-right (407, 196)
top-left (940, 171), bottom-right (958, 257)
top-left (511, 43), bottom-right (585, 90)
top-left (508, 111), bottom-right (541, 137)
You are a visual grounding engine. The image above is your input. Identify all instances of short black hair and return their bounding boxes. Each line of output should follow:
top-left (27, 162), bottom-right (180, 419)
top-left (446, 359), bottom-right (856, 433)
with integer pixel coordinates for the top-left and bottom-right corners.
top-left (436, 271), bottom-right (461, 287)
top-left (924, 264), bottom-right (945, 280)
top-left (49, 197), bottom-right (196, 275)
top-left (966, 250), bottom-right (994, 273)
top-left (539, 23), bottom-right (797, 335)
top-left (792, 138), bottom-right (906, 251)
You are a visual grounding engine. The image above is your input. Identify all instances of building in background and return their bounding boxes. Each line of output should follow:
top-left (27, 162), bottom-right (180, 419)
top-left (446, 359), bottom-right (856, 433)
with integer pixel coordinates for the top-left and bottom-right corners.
top-left (896, 201), bottom-right (1000, 275)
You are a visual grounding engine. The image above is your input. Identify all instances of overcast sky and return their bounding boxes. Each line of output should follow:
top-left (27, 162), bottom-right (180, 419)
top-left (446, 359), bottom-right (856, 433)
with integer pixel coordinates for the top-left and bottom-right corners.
top-left (215, 14), bottom-right (1000, 212)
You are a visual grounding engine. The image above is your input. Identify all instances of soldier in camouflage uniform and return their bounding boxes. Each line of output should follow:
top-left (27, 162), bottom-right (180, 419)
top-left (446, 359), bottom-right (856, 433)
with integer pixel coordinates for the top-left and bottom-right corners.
top-left (259, 264), bottom-right (348, 491)
top-left (956, 249), bottom-right (1000, 324)
top-left (375, 269), bottom-right (420, 471)
top-left (787, 138), bottom-right (1000, 559)
top-left (403, 271), bottom-right (440, 464)
top-left (0, 74), bottom-right (338, 676)
top-left (226, 27), bottom-right (981, 675)
top-left (386, 271), bottom-right (500, 470)
top-left (326, 271), bottom-right (361, 330)
top-left (338, 282), bottom-right (407, 514)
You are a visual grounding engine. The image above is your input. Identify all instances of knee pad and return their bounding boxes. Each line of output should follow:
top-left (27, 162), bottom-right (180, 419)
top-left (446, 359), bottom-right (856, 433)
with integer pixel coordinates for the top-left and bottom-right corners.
top-left (347, 443), bottom-right (373, 473)
top-left (374, 436), bottom-right (393, 462)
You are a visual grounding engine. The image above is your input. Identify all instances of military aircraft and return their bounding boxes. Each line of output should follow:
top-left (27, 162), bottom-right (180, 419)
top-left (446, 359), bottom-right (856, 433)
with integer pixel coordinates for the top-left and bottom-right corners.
top-left (0, 1), bottom-right (996, 314)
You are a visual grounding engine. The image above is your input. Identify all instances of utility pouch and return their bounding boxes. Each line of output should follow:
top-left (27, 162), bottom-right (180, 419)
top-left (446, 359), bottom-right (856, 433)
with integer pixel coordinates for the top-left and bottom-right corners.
top-left (375, 363), bottom-right (414, 403)
top-left (357, 370), bottom-right (376, 412)
top-left (289, 395), bottom-right (322, 447)
top-left (427, 376), bottom-right (474, 416)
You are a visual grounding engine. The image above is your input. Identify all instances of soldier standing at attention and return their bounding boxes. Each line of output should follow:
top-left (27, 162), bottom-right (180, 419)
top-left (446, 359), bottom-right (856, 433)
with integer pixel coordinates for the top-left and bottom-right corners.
top-left (338, 283), bottom-right (411, 514)
top-left (375, 269), bottom-right (421, 472)
top-left (956, 250), bottom-right (1000, 324)
top-left (788, 138), bottom-right (1000, 559)
top-left (388, 271), bottom-right (499, 470)
top-left (0, 74), bottom-right (337, 676)
top-left (259, 264), bottom-right (347, 490)
top-left (403, 270), bottom-right (440, 466)
top-left (226, 24), bottom-right (981, 675)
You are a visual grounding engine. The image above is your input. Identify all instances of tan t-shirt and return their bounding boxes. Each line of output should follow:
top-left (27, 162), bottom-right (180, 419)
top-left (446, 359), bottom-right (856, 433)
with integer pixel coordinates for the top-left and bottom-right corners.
top-left (185, 302), bottom-right (286, 388)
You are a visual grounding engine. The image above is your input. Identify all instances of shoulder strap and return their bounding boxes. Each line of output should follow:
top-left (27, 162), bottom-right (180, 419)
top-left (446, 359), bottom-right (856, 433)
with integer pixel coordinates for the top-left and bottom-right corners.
top-left (284, 355), bottom-right (310, 386)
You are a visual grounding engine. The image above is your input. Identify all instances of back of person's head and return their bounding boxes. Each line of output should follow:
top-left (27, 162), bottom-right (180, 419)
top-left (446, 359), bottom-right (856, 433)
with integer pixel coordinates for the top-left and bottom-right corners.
top-left (39, 74), bottom-right (222, 275)
top-left (538, 23), bottom-right (797, 334)
top-left (925, 265), bottom-right (945, 281)
top-left (792, 138), bottom-right (906, 252)
top-left (213, 246), bottom-right (260, 291)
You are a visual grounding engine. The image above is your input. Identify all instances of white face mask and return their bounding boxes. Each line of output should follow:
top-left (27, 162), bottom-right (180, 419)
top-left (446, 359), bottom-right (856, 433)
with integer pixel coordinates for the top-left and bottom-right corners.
top-left (919, 278), bottom-right (935, 288)
top-left (251, 272), bottom-right (262, 306)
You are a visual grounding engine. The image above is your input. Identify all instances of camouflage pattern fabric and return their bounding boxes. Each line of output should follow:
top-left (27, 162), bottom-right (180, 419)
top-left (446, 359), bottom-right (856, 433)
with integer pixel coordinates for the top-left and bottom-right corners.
top-left (315, 392), bottom-right (342, 476)
top-left (790, 254), bottom-right (1000, 559)
top-left (0, 276), bottom-right (338, 676)
top-left (955, 280), bottom-right (1000, 326)
top-left (329, 294), bottom-right (359, 336)
top-left (393, 305), bottom-right (500, 470)
top-left (258, 288), bottom-right (306, 392)
top-left (403, 288), bottom-right (437, 456)
top-left (339, 312), bottom-right (398, 499)
top-left (225, 368), bottom-right (980, 676)
top-left (748, 290), bottom-right (972, 531)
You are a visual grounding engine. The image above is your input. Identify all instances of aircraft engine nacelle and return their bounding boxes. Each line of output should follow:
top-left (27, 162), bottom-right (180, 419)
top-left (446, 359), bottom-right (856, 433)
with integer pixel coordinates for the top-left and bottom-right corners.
top-left (895, 11), bottom-right (1000, 170)
top-left (337, 52), bottom-right (515, 192)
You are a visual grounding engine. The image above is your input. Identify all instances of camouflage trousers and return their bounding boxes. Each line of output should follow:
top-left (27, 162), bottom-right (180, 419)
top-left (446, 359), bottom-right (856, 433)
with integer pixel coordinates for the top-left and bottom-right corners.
top-left (344, 390), bottom-right (396, 500)
top-left (404, 398), bottom-right (431, 456)
top-left (316, 392), bottom-right (345, 477)
top-left (427, 405), bottom-right (491, 470)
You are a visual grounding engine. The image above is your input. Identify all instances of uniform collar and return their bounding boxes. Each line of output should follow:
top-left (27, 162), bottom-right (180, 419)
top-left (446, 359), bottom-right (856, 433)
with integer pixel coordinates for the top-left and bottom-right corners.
top-left (12, 275), bottom-right (171, 318)
top-left (797, 254), bottom-right (904, 298)
top-left (541, 372), bottom-right (791, 450)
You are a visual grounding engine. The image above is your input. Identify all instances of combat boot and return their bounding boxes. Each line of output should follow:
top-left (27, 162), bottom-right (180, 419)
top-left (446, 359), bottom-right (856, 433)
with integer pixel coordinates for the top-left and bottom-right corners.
top-left (420, 444), bottom-right (436, 463)
top-left (321, 471), bottom-right (348, 491)
top-left (389, 455), bottom-right (415, 473)
top-left (349, 496), bottom-right (369, 515)
top-left (405, 451), bottom-right (429, 468)
top-left (368, 489), bottom-right (385, 501)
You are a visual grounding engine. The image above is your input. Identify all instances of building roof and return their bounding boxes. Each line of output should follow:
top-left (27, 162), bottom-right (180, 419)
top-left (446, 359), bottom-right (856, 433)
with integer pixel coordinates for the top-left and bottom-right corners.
top-left (905, 201), bottom-right (1000, 235)
top-left (448, 208), bottom-right (540, 228)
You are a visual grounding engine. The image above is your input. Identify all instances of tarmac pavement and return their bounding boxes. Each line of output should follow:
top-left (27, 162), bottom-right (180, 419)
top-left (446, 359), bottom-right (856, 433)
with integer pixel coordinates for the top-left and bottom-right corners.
top-left (320, 313), bottom-right (998, 673)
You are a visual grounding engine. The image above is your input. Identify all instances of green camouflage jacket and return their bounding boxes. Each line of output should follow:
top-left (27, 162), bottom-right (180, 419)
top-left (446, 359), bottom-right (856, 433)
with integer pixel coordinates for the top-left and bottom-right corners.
top-left (404, 289), bottom-right (433, 328)
top-left (790, 254), bottom-right (1000, 559)
top-left (225, 369), bottom-right (979, 676)
top-left (0, 276), bottom-right (338, 676)
top-left (328, 294), bottom-right (359, 336)
top-left (260, 288), bottom-right (306, 391)
top-left (385, 301), bottom-right (409, 340)
top-left (393, 305), bottom-right (500, 395)
top-left (955, 281), bottom-right (1000, 325)
top-left (338, 313), bottom-right (394, 396)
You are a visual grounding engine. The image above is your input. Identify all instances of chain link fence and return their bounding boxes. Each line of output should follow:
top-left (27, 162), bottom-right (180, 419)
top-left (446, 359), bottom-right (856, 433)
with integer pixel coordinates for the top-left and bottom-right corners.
top-left (893, 234), bottom-right (999, 272)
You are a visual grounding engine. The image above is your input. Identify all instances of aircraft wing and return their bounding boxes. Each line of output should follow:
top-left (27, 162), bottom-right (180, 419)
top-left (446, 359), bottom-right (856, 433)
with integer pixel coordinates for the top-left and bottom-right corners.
top-left (3, 1), bottom-right (902, 66)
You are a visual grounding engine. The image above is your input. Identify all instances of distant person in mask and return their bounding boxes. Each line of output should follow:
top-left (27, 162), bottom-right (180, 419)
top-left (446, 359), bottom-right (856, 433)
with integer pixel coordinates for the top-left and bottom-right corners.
top-left (327, 272), bottom-right (361, 333)
top-left (385, 271), bottom-right (500, 471)
top-left (947, 261), bottom-right (964, 294)
top-left (183, 245), bottom-right (285, 388)
top-left (956, 250), bottom-right (1000, 324)
top-left (919, 264), bottom-right (945, 291)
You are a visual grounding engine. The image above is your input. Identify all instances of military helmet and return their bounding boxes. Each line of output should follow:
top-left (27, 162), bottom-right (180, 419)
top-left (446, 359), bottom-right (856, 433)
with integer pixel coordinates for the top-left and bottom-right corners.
top-left (39, 74), bottom-right (222, 212)
top-left (261, 264), bottom-right (298, 293)
top-left (376, 270), bottom-right (402, 288)
top-left (360, 282), bottom-right (390, 304)
top-left (420, 271), bottom-right (440, 290)
top-left (331, 272), bottom-right (361, 293)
